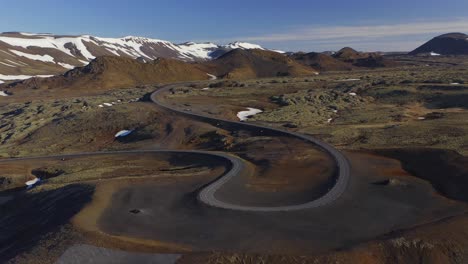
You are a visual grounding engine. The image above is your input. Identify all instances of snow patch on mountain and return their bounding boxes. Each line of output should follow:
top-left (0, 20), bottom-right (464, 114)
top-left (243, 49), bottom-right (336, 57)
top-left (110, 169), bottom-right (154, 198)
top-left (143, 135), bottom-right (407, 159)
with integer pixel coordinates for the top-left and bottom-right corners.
top-left (58, 62), bottom-right (75, 69)
top-left (177, 42), bottom-right (219, 59)
top-left (271, 49), bottom-right (286, 54)
top-left (9, 49), bottom-right (55, 63)
top-left (92, 36), bottom-right (158, 59)
top-left (0, 74), bottom-right (53, 81)
top-left (224, 41), bottom-right (264, 50)
top-left (53, 37), bottom-right (96, 60)
top-left (0, 36), bottom-right (58, 49)
top-left (0, 35), bottom-right (96, 60)
top-left (19, 32), bottom-right (52, 36)
top-left (0, 34), bottom-right (274, 64)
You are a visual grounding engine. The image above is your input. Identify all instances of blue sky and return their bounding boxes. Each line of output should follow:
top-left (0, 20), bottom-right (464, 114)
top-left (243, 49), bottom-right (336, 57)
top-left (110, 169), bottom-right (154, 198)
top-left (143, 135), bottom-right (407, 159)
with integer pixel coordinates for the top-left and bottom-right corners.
top-left (1, 0), bottom-right (468, 51)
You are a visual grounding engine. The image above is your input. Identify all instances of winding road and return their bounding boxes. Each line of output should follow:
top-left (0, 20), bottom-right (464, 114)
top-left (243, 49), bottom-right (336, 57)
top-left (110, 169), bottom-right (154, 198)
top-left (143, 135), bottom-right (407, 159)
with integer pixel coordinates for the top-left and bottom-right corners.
top-left (151, 83), bottom-right (351, 211)
top-left (2, 82), bottom-right (351, 212)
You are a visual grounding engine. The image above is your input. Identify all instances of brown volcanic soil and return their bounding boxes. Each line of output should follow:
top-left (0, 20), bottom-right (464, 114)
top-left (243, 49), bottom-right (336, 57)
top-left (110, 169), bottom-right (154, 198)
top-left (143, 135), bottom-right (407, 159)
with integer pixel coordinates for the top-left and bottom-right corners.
top-left (200, 49), bottom-right (318, 79)
top-left (0, 152), bottom-right (227, 262)
top-left (96, 151), bottom-right (466, 255)
top-left (213, 133), bottom-right (336, 207)
top-left (374, 148), bottom-right (468, 202)
top-left (175, 150), bottom-right (468, 264)
top-left (2, 56), bottom-right (210, 95)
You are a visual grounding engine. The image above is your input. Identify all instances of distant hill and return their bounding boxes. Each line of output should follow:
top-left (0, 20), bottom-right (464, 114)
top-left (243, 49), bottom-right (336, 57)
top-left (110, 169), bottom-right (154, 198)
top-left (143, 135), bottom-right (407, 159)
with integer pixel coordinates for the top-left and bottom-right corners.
top-left (333, 47), bottom-right (397, 68)
top-left (409, 33), bottom-right (468, 55)
top-left (289, 52), bottom-right (353, 71)
top-left (3, 56), bottom-right (210, 92)
top-left (201, 49), bottom-right (318, 79)
top-left (333, 47), bottom-right (364, 62)
top-left (289, 47), bottom-right (397, 71)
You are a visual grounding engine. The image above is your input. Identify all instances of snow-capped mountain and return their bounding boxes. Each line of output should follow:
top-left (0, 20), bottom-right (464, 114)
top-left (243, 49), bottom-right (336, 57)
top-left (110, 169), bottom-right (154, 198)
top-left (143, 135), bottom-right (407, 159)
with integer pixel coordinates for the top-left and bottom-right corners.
top-left (0, 32), bottom-right (273, 82)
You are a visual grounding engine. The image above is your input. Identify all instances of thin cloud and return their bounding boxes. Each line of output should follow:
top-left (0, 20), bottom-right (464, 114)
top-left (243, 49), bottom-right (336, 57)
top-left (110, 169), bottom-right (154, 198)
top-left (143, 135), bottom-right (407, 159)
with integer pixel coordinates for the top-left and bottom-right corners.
top-left (240, 19), bottom-right (468, 42)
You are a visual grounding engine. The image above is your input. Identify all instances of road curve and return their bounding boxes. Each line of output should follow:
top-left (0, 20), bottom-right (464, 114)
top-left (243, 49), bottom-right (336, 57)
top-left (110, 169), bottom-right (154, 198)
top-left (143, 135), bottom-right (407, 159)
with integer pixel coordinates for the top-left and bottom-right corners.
top-left (150, 83), bottom-right (351, 211)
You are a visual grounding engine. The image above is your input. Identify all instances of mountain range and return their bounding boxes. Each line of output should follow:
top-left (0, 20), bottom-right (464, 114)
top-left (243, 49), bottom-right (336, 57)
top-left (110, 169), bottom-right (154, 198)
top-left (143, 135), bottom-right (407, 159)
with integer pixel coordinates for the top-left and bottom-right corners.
top-left (0, 32), bottom-right (277, 82)
top-left (1, 49), bottom-right (318, 95)
top-left (2, 31), bottom-right (467, 86)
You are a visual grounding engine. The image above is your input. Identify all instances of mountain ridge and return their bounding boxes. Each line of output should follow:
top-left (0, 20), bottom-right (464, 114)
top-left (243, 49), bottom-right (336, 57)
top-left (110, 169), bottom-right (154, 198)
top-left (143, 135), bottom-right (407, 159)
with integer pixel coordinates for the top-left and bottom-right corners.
top-left (0, 32), bottom-right (277, 82)
top-left (3, 56), bottom-right (211, 93)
